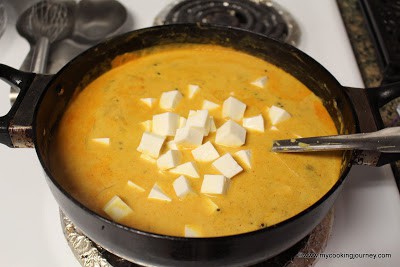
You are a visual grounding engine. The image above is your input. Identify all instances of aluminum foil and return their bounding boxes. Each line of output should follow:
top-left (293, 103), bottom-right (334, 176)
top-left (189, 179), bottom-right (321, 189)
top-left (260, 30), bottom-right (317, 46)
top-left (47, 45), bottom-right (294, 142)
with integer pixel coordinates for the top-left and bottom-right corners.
top-left (60, 211), bottom-right (113, 267)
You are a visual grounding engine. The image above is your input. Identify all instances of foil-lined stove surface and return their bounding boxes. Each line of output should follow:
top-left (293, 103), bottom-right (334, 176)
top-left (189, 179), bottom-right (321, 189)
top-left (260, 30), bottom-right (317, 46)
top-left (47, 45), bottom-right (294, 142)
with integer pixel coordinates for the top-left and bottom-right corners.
top-left (154, 0), bottom-right (300, 46)
top-left (61, 212), bottom-right (113, 267)
top-left (60, 209), bottom-right (333, 267)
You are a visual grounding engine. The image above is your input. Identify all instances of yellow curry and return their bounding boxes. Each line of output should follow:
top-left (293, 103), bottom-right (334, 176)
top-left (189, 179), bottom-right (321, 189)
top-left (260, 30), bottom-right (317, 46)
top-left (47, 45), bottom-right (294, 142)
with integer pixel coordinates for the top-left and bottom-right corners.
top-left (51, 44), bottom-right (342, 237)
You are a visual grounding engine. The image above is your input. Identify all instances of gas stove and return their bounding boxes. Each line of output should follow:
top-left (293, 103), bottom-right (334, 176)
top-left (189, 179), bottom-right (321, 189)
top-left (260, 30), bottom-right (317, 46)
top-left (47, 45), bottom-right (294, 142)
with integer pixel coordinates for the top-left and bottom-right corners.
top-left (0, 0), bottom-right (399, 266)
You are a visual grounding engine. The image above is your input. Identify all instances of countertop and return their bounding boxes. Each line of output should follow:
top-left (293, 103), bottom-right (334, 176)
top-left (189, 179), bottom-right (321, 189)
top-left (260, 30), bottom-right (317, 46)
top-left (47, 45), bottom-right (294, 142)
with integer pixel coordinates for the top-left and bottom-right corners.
top-left (337, 0), bottom-right (400, 191)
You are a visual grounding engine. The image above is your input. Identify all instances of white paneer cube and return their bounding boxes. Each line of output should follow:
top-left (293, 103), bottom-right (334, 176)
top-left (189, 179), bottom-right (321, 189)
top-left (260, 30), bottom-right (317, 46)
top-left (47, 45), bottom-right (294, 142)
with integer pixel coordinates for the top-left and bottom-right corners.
top-left (191, 141), bottom-right (220, 162)
top-left (215, 120), bottom-right (246, 147)
top-left (250, 76), bottom-right (268, 88)
top-left (204, 198), bottom-right (219, 214)
top-left (204, 120), bottom-right (212, 137)
top-left (210, 117), bottom-right (217, 132)
top-left (243, 114), bottom-right (265, 132)
top-left (103, 196), bottom-right (133, 221)
top-left (166, 140), bottom-right (178, 150)
top-left (184, 224), bottom-right (201, 237)
top-left (234, 150), bottom-right (252, 169)
top-left (152, 112), bottom-right (180, 136)
top-left (140, 98), bottom-right (156, 108)
top-left (127, 180), bottom-right (145, 192)
top-left (148, 184), bottom-right (171, 202)
top-left (188, 84), bottom-right (200, 99)
top-left (179, 116), bottom-right (187, 128)
top-left (170, 162), bottom-right (200, 178)
top-left (140, 153), bottom-right (156, 163)
top-left (92, 138), bottom-right (110, 146)
top-left (160, 90), bottom-right (183, 110)
top-left (157, 150), bottom-right (182, 170)
top-left (268, 105), bottom-right (291, 125)
top-left (140, 120), bottom-right (152, 131)
top-left (212, 153), bottom-right (243, 179)
top-left (188, 110), bottom-right (196, 117)
top-left (137, 132), bottom-right (166, 158)
top-left (270, 126), bottom-right (279, 131)
top-left (186, 110), bottom-right (209, 135)
top-left (173, 175), bottom-right (192, 198)
top-left (222, 96), bottom-right (247, 121)
top-left (202, 100), bottom-right (220, 111)
top-left (201, 175), bottom-right (229, 194)
top-left (174, 127), bottom-right (204, 147)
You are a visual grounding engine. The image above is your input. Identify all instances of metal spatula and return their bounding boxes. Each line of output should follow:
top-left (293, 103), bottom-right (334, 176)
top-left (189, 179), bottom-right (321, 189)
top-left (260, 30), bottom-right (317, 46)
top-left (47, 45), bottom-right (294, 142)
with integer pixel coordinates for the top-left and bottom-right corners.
top-left (271, 127), bottom-right (400, 153)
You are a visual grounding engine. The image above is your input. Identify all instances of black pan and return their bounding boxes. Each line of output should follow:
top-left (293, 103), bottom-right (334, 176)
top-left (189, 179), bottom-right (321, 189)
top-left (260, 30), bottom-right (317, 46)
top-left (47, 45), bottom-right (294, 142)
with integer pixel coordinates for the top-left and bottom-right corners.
top-left (1, 24), bottom-right (400, 267)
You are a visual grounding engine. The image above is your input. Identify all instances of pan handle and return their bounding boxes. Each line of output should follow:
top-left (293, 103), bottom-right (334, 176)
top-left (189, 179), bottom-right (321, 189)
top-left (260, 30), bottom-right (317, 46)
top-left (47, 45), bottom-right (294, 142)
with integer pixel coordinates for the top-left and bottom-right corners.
top-left (368, 81), bottom-right (400, 166)
top-left (366, 81), bottom-right (400, 108)
top-left (344, 81), bottom-right (400, 166)
top-left (0, 64), bottom-right (52, 148)
top-left (0, 64), bottom-right (36, 147)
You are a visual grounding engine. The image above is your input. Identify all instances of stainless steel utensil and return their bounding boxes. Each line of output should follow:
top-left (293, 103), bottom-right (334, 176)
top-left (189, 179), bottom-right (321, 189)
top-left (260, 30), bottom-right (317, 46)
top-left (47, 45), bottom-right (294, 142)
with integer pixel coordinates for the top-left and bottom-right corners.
top-left (72, 0), bottom-right (127, 44)
top-left (17, 0), bottom-right (74, 73)
top-left (29, 0), bottom-right (74, 73)
top-left (271, 127), bottom-right (400, 153)
top-left (11, 0), bottom-right (127, 104)
top-left (0, 0), bottom-right (7, 38)
top-left (11, 0), bottom-right (74, 103)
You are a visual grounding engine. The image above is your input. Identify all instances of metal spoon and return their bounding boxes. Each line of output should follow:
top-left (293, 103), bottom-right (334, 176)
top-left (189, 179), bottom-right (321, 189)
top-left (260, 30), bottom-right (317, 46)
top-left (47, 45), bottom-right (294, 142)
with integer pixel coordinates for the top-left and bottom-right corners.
top-left (72, 0), bottom-right (127, 44)
top-left (271, 127), bottom-right (400, 153)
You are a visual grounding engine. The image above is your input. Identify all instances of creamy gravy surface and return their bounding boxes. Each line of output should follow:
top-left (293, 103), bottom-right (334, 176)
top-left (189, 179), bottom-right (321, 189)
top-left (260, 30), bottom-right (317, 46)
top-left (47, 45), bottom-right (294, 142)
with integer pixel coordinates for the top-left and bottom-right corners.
top-left (51, 44), bottom-right (342, 237)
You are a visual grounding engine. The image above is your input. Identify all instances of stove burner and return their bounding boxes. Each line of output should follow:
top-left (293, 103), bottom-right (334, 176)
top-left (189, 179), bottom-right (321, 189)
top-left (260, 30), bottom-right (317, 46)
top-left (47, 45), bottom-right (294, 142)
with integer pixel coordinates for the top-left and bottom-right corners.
top-left (154, 0), bottom-right (300, 46)
top-left (61, 209), bottom-right (333, 267)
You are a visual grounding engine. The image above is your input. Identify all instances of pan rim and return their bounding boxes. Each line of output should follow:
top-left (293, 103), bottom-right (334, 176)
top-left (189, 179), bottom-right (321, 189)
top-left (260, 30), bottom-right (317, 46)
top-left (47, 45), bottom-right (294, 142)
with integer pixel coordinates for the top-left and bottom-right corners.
top-left (32, 23), bottom-right (356, 243)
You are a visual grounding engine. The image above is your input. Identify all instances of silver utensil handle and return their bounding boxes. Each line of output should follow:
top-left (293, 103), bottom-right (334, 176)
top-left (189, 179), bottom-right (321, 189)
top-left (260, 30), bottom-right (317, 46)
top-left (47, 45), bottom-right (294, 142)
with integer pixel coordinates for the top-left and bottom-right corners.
top-left (272, 127), bottom-right (400, 153)
top-left (30, 37), bottom-right (50, 73)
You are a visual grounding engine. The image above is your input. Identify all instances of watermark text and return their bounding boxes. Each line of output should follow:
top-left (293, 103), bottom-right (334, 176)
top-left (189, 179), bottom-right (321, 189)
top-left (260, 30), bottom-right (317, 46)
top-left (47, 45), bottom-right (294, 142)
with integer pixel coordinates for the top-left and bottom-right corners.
top-left (297, 252), bottom-right (391, 260)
